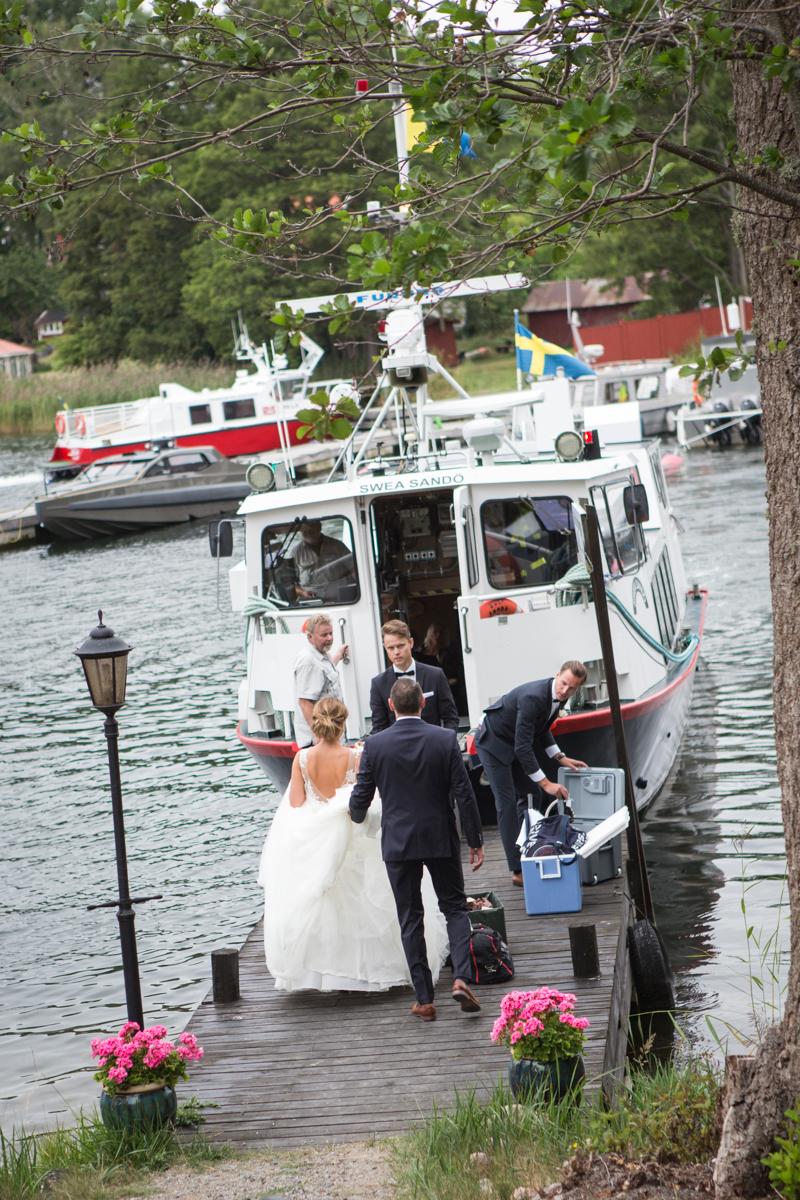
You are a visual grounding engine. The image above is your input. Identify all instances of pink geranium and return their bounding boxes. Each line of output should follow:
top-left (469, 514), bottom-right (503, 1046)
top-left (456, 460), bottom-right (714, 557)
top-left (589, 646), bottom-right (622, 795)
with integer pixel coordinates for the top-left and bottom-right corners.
top-left (91, 1021), bottom-right (204, 1096)
top-left (490, 987), bottom-right (589, 1062)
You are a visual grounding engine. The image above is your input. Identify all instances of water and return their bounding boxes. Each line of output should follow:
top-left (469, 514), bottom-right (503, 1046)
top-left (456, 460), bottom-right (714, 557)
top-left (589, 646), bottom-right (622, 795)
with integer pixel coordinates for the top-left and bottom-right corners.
top-left (0, 437), bottom-right (785, 1131)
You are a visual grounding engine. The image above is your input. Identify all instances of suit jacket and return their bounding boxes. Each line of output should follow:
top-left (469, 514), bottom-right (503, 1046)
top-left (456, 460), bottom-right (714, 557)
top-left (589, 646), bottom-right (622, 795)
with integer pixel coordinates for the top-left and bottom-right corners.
top-left (349, 718), bottom-right (483, 861)
top-left (369, 661), bottom-right (459, 734)
top-left (475, 677), bottom-right (559, 777)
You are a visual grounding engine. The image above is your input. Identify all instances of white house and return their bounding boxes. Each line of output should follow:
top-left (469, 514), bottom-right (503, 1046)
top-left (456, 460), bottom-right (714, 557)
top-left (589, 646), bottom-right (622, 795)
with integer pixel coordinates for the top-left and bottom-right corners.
top-left (0, 338), bottom-right (36, 378)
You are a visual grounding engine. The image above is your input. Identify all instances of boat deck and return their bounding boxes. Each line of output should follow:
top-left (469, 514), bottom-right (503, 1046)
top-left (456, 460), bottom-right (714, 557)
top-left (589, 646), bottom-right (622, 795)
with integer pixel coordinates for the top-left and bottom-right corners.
top-left (184, 827), bottom-right (632, 1147)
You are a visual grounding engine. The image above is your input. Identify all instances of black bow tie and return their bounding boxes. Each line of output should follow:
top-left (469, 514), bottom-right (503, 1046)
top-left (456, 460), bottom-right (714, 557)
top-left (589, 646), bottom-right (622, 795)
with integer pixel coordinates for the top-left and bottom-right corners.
top-left (395, 670), bottom-right (415, 676)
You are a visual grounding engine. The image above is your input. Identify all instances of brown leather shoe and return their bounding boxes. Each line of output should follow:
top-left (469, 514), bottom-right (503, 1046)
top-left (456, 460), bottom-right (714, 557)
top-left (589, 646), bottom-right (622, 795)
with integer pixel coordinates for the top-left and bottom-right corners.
top-left (411, 1002), bottom-right (437, 1021)
top-left (452, 979), bottom-right (481, 1013)
top-left (511, 871), bottom-right (524, 887)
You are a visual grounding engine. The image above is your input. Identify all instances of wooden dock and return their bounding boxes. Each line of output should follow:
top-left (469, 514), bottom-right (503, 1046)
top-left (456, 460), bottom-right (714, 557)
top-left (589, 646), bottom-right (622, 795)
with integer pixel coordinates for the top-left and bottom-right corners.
top-left (184, 828), bottom-right (632, 1147)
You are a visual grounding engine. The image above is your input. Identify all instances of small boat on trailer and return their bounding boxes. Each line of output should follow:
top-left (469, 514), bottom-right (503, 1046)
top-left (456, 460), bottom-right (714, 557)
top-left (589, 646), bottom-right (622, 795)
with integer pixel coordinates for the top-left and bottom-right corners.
top-left (221, 276), bottom-right (706, 806)
top-left (49, 324), bottom-right (353, 467)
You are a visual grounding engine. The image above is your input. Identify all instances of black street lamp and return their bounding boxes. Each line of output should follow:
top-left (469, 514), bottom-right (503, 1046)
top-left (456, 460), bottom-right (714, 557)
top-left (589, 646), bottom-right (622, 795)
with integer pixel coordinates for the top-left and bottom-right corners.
top-left (75, 611), bottom-right (160, 1029)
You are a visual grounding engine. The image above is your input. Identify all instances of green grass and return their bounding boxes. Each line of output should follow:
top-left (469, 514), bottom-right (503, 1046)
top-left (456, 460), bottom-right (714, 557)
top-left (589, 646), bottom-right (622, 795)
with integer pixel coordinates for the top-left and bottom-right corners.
top-left (0, 1106), bottom-right (228, 1200)
top-left (427, 353), bottom-right (519, 400)
top-left (392, 1061), bottom-right (720, 1200)
top-left (0, 361), bottom-right (234, 435)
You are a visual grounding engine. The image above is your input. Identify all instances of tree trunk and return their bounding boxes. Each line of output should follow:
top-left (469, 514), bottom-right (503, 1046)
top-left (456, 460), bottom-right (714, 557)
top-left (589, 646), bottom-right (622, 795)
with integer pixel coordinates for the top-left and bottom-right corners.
top-left (715, 6), bottom-right (800, 1196)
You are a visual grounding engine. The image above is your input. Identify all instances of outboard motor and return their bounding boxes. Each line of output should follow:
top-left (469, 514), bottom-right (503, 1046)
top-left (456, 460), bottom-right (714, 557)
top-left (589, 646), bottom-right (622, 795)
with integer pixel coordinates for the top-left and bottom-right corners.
top-left (704, 400), bottom-right (732, 447)
top-left (738, 397), bottom-right (762, 445)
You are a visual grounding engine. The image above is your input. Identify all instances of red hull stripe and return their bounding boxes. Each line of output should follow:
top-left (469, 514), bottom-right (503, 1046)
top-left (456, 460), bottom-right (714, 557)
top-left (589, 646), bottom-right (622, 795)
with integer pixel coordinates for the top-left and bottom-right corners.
top-left (50, 420), bottom-right (302, 464)
top-left (552, 590), bottom-right (708, 734)
top-left (236, 591), bottom-right (708, 757)
top-left (237, 724), bottom-right (298, 758)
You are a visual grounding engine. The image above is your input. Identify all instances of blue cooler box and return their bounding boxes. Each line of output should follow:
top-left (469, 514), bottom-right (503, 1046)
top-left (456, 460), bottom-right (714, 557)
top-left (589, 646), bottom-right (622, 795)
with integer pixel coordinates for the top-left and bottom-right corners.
top-left (521, 852), bottom-right (583, 915)
top-left (558, 766), bottom-right (625, 886)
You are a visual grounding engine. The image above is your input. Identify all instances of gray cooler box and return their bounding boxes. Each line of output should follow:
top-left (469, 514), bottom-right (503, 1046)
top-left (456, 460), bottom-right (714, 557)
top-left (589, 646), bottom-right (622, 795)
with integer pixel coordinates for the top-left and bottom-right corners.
top-left (558, 766), bottom-right (625, 886)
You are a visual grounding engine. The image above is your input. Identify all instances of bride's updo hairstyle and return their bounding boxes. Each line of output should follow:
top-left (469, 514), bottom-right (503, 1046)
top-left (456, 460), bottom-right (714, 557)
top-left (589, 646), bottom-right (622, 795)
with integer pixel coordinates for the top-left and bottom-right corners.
top-left (310, 697), bottom-right (348, 743)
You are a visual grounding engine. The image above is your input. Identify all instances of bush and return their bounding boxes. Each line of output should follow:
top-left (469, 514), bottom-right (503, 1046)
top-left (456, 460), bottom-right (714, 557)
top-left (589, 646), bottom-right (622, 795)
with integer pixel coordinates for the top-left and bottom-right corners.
top-left (764, 1104), bottom-right (800, 1200)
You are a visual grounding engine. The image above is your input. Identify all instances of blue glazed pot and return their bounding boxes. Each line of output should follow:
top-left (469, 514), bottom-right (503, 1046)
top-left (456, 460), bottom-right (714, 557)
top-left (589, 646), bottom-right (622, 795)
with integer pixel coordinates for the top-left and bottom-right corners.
top-left (508, 1055), bottom-right (585, 1103)
top-left (100, 1082), bottom-right (177, 1132)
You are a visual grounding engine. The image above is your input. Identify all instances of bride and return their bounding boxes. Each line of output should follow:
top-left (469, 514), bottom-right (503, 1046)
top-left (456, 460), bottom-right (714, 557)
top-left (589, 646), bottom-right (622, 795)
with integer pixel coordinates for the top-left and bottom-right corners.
top-left (258, 697), bottom-right (449, 992)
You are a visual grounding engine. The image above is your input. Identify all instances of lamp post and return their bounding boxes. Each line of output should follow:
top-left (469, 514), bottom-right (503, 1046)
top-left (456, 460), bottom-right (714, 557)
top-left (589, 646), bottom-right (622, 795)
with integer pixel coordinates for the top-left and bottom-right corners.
top-left (75, 611), bottom-right (159, 1029)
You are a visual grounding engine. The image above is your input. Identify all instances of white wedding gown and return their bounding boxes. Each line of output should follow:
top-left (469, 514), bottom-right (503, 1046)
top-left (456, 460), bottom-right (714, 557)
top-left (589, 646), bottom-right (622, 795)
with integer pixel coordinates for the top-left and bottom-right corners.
top-left (258, 748), bottom-right (449, 992)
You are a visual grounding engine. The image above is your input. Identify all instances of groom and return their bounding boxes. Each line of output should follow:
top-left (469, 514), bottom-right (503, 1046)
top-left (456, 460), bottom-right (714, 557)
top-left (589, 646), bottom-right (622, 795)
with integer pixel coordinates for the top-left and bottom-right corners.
top-left (349, 677), bottom-right (484, 1022)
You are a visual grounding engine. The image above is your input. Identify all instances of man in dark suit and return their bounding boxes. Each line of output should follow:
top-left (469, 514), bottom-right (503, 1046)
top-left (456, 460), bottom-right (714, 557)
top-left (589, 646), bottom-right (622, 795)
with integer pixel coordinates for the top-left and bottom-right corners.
top-left (475, 661), bottom-right (588, 885)
top-left (370, 619), bottom-right (460, 734)
top-left (350, 678), bottom-right (484, 1022)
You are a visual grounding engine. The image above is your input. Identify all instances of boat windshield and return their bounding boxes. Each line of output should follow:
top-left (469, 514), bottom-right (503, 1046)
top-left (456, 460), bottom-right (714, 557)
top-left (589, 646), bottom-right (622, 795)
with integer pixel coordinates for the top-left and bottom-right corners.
top-left (78, 459), bottom-right (146, 484)
top-left (481, 495), bottom-right (578, 589)
top-left (261, 516), bottom-right (360, 607)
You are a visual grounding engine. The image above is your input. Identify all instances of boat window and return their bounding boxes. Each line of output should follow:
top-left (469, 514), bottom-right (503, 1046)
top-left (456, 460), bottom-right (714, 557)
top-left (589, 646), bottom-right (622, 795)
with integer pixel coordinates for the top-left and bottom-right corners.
top-left (160, 452), bottom-right (211, 474)
top-left (261, 515), bottom-right (360, 608)
top-left (223, 397), bottom-right (256, 421)
top-left (652, 548), bottom-right (678, 646)
top-left (590, 477), bottom-right (646, 575)
top-left (79, 459), bottom-right (144, 483)
top-left (462, 504), bottom-right (480, 588)
top-left (481, 496), bottom-right (578, 590)
top-left (648, 445), bottom-right (669, 508)
top-left (636, 375), bottom-right (660, 401)
top-left (603, 379), bottom-right (631, 404)
top-left (189, 404), bottom-right (211, 425)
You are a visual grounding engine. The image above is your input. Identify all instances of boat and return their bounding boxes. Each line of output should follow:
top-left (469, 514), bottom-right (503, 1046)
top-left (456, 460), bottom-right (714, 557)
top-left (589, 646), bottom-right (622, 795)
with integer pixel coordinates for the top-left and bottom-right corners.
top-left (572, 360), bottom-right (691, 438)
top-left (49, 324), bottom-right (353, 467)
top-left (218, 275), bottom-right (706, 806)
top-left (35, 444), bottom-right (253, 539)
top-left (675, 360), bottom-right (762, 449)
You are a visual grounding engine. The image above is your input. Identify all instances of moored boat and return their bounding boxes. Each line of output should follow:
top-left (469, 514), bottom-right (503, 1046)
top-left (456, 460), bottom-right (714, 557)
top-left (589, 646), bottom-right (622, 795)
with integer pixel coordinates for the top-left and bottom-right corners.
top-left (49, 326), bottom-right (353, 466)
top-left (220, 276), bottom-right (706, 807)
top-left (36, 444), bottom-right (252, 540)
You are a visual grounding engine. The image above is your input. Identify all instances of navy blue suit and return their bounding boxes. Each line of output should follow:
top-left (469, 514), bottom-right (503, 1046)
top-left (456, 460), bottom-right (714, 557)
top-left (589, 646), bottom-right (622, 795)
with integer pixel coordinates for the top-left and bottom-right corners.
top-left (475, 678), bottom-right (560, 872)
top-left (369, 662), bottom-right (459, 734)
top-left (349, 718), bottom-right (483, 1003)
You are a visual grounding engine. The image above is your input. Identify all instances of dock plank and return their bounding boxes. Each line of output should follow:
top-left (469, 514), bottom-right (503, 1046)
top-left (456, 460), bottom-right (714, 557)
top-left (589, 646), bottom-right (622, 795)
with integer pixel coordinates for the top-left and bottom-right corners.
top-left (185, 828), bottom-right (631, 1146)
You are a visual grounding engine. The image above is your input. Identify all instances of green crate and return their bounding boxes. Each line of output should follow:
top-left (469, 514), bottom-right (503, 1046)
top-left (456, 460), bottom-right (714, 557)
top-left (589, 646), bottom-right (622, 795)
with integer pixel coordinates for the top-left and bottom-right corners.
top-left (466, 890), bottom-right (507, 942)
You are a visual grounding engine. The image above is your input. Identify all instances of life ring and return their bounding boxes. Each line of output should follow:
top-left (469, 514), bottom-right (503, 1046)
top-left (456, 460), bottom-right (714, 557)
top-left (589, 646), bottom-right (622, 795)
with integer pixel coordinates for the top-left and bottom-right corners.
top-left (54, 412), bottom-right (66, 436)
top-left (75, 413), bottom-right (87, 436)
top-left (479, 597), bottom-right (521, 619)
top-left (262, 404), bottom-right (275, 417)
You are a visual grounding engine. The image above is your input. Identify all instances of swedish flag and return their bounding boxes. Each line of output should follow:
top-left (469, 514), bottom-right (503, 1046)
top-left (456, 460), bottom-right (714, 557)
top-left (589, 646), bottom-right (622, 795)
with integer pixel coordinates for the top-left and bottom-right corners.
top-left (515, 318), bottom-right (594, 379)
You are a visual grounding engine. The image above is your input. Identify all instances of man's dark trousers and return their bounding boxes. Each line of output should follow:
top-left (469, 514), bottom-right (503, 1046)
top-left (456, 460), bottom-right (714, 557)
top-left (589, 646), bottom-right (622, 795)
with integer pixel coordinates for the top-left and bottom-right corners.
top-left (476, 749), bottom-right (546, 873)
top-left (384, 856), bottom-right (472, 1004)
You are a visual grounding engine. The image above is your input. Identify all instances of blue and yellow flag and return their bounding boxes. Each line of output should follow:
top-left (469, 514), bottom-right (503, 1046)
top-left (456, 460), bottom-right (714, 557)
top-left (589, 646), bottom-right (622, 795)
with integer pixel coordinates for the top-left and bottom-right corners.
top-left (515, 318), bottom-right (594, 379)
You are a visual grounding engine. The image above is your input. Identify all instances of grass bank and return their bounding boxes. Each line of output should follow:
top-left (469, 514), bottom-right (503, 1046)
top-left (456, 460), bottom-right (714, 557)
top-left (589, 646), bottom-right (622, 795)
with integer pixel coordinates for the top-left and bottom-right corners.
top-left (392, 1060), bottom-right (720, 1200)
top-left (0, 1105), bottom-right (227, 1200)
top-left (0, 362), bottom-right (234, 436)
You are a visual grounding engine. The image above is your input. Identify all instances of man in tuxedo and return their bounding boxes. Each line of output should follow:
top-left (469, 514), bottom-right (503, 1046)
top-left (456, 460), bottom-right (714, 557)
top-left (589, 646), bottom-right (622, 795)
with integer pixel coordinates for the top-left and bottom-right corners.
top-left (475, 661), bottom-right (588, 885)
top-left (369, 619), bottom-right (459, 734)
top-left (349, 678), bottom-right (484, 1022)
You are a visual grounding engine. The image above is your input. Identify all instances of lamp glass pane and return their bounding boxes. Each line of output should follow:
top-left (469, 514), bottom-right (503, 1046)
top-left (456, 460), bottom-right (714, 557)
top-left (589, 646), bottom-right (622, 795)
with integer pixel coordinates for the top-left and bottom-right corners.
top-left (83, 653), bottom-right (128, 708)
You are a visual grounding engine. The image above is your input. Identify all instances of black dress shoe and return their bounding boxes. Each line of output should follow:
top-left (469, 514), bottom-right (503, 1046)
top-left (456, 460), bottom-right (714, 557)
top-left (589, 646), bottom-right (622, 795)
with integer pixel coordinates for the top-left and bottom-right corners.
top-left (511, 871), bottom-right (524, 887)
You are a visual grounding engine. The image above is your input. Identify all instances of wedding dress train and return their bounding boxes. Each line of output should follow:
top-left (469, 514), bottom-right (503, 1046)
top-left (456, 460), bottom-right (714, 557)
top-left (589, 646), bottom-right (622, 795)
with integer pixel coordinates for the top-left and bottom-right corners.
top-left (258, 748), bottom-right (450, 992)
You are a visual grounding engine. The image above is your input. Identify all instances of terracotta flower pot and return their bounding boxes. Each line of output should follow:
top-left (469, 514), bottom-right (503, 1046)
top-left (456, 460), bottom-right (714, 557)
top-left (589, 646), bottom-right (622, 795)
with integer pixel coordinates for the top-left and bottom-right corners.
top-left (508, 1054), bottom-right (585, 1103)
top-left (99, 1081), bottom-right (177, 1132)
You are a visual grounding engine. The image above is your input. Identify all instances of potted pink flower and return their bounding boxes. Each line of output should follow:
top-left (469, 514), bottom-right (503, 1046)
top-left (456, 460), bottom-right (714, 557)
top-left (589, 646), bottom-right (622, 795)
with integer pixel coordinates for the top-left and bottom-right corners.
top-left (91, 1021), bottom-right (204, 1130)
top-left (490, 987), bottom-right (589, 1101)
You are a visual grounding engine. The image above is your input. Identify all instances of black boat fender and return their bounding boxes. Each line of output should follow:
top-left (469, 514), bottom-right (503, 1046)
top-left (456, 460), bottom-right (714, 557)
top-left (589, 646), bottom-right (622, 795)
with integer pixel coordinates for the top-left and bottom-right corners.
top-left (628, 918), bottom-right (675, 1012)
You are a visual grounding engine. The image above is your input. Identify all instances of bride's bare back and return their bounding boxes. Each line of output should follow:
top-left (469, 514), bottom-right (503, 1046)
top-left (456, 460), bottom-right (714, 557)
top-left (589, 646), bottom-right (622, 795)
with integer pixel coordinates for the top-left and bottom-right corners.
top-left (289, 741), bottom-right (357, 806)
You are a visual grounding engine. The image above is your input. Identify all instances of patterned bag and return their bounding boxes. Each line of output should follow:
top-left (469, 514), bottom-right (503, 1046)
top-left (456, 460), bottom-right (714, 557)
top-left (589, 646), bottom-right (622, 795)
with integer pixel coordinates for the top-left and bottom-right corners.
top-left (468, 922), bottom-right (515, 985)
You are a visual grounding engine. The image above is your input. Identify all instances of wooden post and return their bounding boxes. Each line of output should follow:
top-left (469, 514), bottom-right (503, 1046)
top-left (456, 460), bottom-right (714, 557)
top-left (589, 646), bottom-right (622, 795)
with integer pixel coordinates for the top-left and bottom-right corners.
top-left (582, 505), bottom-right (654, 924)
top-left (211, 947), bottom-right (240, 1003)
top-left (569, 923), bottom-right (600, 978)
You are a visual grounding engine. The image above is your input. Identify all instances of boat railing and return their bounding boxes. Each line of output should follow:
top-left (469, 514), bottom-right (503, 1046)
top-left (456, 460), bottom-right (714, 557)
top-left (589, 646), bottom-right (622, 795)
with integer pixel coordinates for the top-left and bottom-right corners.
top-left (64, 398), bottom-right (167, 440)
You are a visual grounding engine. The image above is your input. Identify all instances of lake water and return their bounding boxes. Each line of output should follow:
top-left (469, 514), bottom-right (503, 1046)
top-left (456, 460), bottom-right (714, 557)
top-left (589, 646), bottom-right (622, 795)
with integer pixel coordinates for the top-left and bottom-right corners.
top-left (0, 437), bottom-right (785, 1131)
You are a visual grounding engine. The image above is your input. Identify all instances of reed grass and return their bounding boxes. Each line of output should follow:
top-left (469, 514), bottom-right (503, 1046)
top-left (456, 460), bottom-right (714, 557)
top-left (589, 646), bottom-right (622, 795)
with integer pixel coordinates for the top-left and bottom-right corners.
top-left (0, 361), bottom-right (234, 436)
top-left (392, 1061), bottom-right (719, 1200)
top-left (0, 1107), bottom-right (227, 1200)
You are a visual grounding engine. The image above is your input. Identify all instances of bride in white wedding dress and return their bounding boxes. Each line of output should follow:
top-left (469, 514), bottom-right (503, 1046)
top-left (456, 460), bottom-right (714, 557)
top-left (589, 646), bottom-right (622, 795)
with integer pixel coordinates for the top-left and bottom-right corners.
top-left (258, 697), bottom-right (449, 992)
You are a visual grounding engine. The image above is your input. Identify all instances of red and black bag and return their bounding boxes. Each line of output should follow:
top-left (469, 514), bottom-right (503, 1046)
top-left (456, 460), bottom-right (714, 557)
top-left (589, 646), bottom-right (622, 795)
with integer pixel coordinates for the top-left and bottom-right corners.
top-left (469, 922), bottom-right (514, 985)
